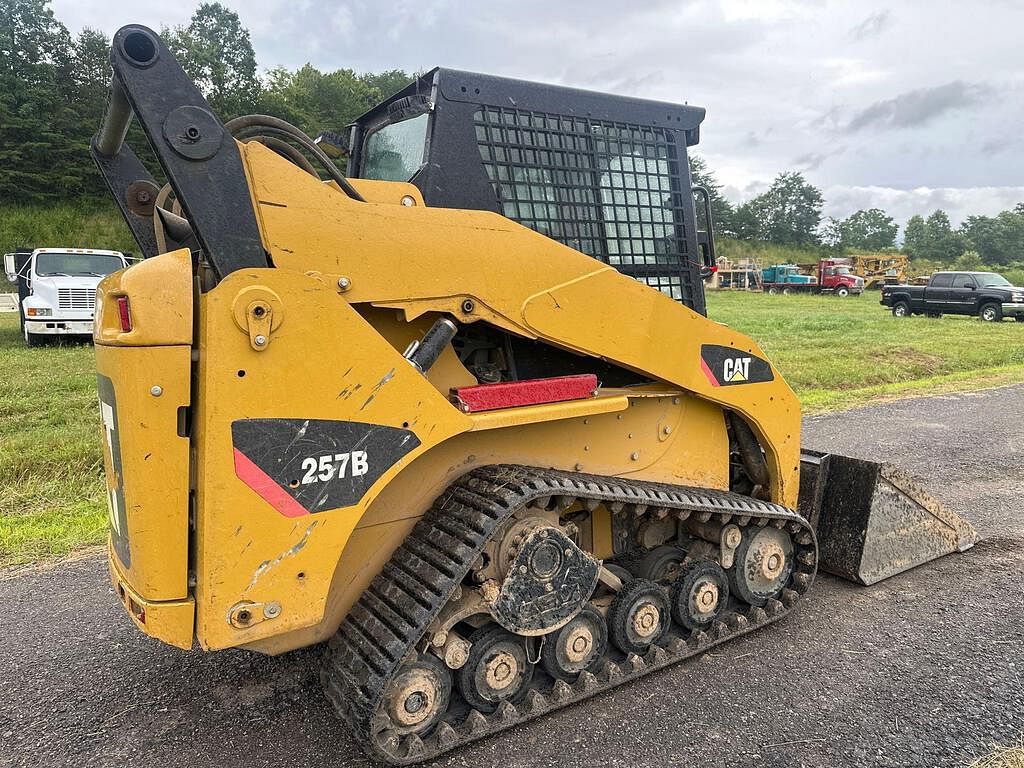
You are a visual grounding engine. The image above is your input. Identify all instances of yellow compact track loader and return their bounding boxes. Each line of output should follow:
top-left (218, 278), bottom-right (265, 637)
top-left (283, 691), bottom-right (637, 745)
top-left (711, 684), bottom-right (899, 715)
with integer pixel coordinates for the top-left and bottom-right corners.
top-left (90, 26), bottom-right (978, 764)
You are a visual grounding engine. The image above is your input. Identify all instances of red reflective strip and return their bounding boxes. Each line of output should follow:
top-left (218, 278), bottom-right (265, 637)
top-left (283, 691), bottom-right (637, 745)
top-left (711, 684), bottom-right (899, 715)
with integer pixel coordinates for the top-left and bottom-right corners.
top-left (700, 358), bottom-right (720, 387)
top-left (233, 448), bottom-right (309, 518)
top-left (116, 296), bottom-right (132, 332)
top-left (453, 374), bottom-right (598, 413)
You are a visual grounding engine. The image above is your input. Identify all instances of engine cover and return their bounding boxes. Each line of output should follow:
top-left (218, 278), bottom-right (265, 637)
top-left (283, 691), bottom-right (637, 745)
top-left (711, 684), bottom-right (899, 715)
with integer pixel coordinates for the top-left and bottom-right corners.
top-left (489, 525), bottom-right (600, 636)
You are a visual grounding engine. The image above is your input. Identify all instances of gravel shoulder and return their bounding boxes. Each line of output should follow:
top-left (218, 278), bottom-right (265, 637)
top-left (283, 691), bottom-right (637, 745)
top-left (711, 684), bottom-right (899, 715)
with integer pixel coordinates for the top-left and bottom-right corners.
top-left (2, 385), bottom-right (1022, 768)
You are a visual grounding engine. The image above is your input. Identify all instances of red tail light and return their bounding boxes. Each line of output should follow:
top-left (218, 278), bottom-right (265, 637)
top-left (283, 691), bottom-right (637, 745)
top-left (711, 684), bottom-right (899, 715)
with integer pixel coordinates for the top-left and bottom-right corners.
top-left (116, 296), bottom-right (132, 332)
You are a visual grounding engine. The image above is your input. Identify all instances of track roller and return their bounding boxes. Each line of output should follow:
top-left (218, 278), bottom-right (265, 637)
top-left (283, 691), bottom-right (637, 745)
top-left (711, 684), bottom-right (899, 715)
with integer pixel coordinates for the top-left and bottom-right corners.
top-left (607, 578), bottom-right (671, 655)
top-left (671, 560), bottom-right (729, 631)
top-left (632, 544), bottom-right (686, 582)
top-left (457, 625), bottom-right (534, 712)
top-left (540, 604), bottom-right (608, 680)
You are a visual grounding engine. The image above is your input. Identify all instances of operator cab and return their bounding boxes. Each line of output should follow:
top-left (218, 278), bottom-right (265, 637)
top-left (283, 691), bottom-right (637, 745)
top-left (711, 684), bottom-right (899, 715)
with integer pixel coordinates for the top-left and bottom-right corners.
top-left (338, 68), bottom-right (715, 314)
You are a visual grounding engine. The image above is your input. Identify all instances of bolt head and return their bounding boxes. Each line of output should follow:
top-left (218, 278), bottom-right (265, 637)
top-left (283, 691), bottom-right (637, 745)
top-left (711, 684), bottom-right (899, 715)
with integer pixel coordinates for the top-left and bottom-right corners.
top-left (400, 195), bottom-right (416, 207)
top-left (150, 385), bottom-right (163, 397)
top-left (263, 602), bottom-right (281, 619)
top-left (254, 334), bottom-right (267, 346)
top-left (337, 276), bottom-right (351, 290)
top-left (663, 426), bottom-right (672, 435)
top-left (630, 451), bottom-right (640, 461)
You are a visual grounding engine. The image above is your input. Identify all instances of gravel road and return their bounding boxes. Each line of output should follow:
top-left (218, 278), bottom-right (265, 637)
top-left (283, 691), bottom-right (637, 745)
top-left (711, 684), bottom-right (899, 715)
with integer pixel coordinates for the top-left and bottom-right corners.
top-left (2, 386), bottom-right (1022, 768)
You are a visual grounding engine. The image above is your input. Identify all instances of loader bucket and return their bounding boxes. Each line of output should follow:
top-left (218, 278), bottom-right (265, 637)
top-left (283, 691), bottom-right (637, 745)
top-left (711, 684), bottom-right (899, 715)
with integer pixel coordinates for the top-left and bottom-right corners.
top-left (798, 450), bottom-right (979, 585)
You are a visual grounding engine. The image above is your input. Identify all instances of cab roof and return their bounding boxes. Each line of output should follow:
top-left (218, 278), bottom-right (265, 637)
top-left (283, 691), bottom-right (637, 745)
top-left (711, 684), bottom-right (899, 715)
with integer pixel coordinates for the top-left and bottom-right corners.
top-left (354, 66), bottom-right (706, 146)
top-left (33, 248), bottom-right (124, 257)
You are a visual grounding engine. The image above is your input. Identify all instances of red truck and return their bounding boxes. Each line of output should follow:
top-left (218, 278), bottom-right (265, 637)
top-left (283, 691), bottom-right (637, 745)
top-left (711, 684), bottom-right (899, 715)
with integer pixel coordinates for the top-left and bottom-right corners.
top-left (762, 258), bottom-right (865, 296)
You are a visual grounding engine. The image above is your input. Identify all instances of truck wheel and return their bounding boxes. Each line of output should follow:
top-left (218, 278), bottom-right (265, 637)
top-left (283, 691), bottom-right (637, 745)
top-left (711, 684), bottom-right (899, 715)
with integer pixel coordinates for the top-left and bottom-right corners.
top-left (892, 302), bottom-right (910, 318)
top-left (767, 286), bottom-right (778, 295)
top-left (782, 287), bottom-right (793, 295)
top-left (1016, 316), bottom-right (1024, 323)
top-left (836, 286), bottom-right (850, 297)
top-left (979, 303), bottom-right (1002, 322)
top-left (24, 329), bottom-right (44, 347)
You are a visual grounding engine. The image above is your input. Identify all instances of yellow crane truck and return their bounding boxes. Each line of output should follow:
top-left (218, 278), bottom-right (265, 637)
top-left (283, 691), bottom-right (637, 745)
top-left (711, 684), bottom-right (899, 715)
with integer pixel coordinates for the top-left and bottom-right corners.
top-left (89, 26), bottom-right (978, 765)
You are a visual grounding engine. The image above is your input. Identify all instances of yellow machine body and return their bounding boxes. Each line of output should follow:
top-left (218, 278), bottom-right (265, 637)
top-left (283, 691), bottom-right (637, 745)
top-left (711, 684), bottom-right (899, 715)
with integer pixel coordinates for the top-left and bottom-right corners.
top-left (95, 141), bottom-right (801, 654)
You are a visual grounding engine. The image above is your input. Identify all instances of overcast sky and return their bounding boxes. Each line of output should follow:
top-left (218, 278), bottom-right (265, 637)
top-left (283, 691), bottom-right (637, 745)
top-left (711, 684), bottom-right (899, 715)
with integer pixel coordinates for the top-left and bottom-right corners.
top-left (54, 0), bottom-right (1024, 231)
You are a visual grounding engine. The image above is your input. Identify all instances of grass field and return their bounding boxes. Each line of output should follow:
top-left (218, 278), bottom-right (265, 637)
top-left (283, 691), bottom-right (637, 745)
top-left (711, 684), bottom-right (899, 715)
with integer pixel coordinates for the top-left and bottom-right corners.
top-left (2, 292), bottom-right (1023, 566)
top-left (708, 291), bottom-right (1024, 410)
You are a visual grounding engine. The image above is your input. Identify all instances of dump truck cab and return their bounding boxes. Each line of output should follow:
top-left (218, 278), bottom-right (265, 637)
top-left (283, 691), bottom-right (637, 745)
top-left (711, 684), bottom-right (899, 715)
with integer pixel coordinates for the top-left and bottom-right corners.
top-left (762, 264), bottom-right (814, 286)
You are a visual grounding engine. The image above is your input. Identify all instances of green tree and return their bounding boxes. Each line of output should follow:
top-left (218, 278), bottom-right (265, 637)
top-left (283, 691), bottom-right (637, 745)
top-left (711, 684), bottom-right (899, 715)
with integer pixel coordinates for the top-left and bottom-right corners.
top-left (688, 155), bottom-right (734, 236)
top-left (259, 64), bottom-right (413, 138)
top-left (361, 70), bottom-right (414, 101)
top-left (165, 3), bottom-right (260, 118)
top-left (922, 209), bottom-right (965, 263)
top-left (818, 216), bottom-right (842, 249)
top-left (953, 249), bottom-right (983, 271)
top-left (735, 171), bottom-right (823, 247)
top-left (903, 214), bottom-right (926, 256)
top-left (0, 0), bottom-right (90, 203)
top-left (960, 209), bottom-right (1024, 266)
top-left (839, 208), bottom-right (897, 250)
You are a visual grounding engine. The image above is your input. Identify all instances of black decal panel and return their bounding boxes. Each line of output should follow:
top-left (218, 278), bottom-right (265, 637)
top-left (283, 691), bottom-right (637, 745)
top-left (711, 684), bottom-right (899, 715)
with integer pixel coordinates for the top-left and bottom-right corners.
top-left (231, 419), bottom-right (421, 515)
top-left (700, 344), bottom-right (774, 387)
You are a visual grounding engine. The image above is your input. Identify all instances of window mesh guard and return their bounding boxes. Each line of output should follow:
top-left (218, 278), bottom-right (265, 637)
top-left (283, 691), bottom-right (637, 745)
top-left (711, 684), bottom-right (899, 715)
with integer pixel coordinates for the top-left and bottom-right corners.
top-left (474, 106), bottom-right (696, 302)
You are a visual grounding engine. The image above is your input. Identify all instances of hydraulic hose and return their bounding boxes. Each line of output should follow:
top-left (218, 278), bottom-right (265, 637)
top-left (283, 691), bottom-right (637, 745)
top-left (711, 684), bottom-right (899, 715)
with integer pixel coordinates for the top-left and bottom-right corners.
top-left (224, 114), bottom-right (366, 202)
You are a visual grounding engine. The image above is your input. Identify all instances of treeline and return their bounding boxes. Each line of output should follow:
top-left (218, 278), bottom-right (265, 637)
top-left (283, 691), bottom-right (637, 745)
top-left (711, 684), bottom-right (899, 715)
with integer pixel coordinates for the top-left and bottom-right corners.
top-left (3, 0), bottom-right (1022, 275)
top-left (0, 0), bottom-right (410, 204)
top-left (692, 161), bottom-right (1024, 270)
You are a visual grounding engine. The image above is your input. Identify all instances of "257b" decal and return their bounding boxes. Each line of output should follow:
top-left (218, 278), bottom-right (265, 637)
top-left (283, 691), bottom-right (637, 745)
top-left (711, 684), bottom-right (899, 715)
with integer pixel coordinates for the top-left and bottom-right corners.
top-left (232, 419), bottom-right (422, 517)
top-left (300, 451), bottom-right (369, 484)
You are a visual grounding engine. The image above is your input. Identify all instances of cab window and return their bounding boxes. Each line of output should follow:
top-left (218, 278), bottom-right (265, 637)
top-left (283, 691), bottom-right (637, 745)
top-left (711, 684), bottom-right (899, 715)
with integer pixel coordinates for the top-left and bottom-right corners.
top-left (35, 253), bottom-right (123, 277)
top-left (362, 113), bottom-right (429, 181)
top-left (951, 274), bottom-right (976, 289)
top-left (930, 273), bottom-right (954, 288)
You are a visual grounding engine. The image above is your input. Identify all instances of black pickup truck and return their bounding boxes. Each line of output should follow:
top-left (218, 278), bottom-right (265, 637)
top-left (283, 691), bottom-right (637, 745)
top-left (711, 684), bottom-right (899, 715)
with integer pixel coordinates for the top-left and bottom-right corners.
top-left (880, 271), bottom-right (1024, 322)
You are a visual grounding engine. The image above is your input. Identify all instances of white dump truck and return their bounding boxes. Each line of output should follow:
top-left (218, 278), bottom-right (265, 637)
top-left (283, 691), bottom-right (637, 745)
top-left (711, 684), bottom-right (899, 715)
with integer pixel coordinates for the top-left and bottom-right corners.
top-left (4, 247), bottom-right (129, 346)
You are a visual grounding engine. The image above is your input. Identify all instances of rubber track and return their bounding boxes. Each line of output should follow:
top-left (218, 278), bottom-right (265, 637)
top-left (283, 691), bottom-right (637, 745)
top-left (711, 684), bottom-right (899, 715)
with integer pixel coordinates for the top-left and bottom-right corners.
top-left (322, 465), bottom-right (817, 764)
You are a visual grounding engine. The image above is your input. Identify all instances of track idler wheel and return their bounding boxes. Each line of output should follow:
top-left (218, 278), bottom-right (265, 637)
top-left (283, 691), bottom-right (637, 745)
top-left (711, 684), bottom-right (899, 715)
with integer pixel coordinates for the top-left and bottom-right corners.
top-left (457, 625), bottom-right (535, 712)
top-left (607, 578), bottom-right (671, 655)
top-left (540, 604), bottom-right (608, 680)
top-left (729, 526), bottom-right (794, 606)
top-left (671, 560), bottom-right (729, 631)
top-left (383, 655), bottom-right (452, 736)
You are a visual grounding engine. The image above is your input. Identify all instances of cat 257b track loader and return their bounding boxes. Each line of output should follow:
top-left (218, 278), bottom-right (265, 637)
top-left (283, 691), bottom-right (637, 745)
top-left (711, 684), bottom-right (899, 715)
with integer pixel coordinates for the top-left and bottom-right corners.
top-left (91, 26), bottom-right (978, 765)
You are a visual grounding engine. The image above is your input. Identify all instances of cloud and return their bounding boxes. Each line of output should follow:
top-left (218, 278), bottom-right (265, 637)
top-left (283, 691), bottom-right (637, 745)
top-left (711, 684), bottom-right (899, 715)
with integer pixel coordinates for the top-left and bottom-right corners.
top-left (793, 147), bottom-right (846, 171)
top-left (821, 184), bottom-right (1024, 229)
top-left (850, 10), bottom-right (890, 40)
top-left (844, 81), bottom-right (992, 133)
top-left (47, 0), bottom-right (1024, 222)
